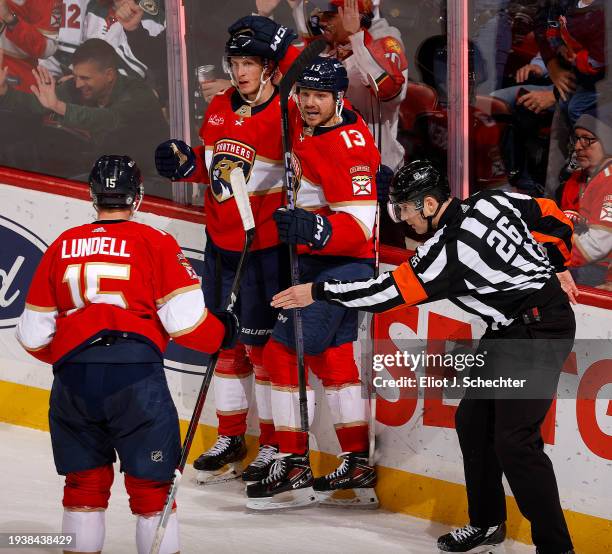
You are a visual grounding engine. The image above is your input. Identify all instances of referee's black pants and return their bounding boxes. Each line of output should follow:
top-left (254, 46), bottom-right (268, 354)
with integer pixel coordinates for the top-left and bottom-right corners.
top-left (455, 297), bottom-right (575, 554)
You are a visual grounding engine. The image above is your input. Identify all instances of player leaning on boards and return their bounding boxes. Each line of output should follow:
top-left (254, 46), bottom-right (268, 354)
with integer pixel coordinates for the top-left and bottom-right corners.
top-left (272, 160), bottom-right (579, 554)
top-left (245, 56), bottom-right (380, 510)
top-left (16, 156), bottom-right (237, 554)
top-left (155, 16), bottom-right (299, 486)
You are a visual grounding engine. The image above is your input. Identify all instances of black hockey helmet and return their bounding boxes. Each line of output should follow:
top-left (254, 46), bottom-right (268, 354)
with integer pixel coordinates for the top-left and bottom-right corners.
top-left (296, 56), bottom-right (349, 95)
top-left (225, 15), bottom-right (296, 63)
top-left (387, 160), bottom-right (450, 223)
top-left (89, 155), bottom-right (143, 211)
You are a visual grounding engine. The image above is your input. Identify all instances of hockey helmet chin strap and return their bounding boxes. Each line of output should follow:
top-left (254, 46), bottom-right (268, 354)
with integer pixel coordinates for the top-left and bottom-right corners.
top-left (226, 57), bottom-right (274, 105)
top-left (407, 194), bottom-right (442, 233)
top-left (421, 196), bottom-right (443, 233)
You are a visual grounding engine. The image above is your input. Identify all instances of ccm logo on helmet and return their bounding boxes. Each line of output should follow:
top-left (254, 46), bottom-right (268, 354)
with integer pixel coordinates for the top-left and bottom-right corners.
top-left (271, 26), bottom-right (288, 51)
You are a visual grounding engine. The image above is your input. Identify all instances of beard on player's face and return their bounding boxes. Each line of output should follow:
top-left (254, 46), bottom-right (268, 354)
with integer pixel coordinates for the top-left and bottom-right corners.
top-left (298, 89), bottom-right (337, 127)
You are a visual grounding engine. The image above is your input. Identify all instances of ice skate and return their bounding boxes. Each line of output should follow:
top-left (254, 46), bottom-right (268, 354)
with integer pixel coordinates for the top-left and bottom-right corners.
top-left (245, 453), bottom-right (318, 511)
top-left (313, 451), bottom-right (379, 509)
top-left (437, 522), bottom-right (506, 553)
top-left (241, 444), bottom-right (278, 483)
top-left (193, 435), bottom-right (246, 485)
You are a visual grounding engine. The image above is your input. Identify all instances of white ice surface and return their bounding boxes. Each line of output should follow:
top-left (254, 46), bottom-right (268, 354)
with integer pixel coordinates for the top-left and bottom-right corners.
top-left (0, 423), bottom-right (534, 554)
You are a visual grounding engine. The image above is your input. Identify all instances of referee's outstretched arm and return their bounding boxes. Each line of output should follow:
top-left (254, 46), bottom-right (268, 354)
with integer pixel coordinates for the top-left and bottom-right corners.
top-left (271, 192), bottom-right (578, 312)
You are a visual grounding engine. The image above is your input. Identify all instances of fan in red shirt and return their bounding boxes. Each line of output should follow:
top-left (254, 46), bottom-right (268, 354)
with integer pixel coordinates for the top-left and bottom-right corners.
top-left (16, 155), bottom-right (237, 554)
top-left (154, 16), bottom-right (300, 486)
top-left (564, 112), bottom-right (612, 287)
top-left (245, 56), bottom-right (380, 511)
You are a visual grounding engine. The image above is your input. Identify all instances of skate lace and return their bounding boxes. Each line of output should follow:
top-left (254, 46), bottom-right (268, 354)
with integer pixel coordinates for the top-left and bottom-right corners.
top-left (250, 445), bottom-right (277, 468)
top-left (326, 454), bottom-right (350, 480)
top-left (207, 435), bottom-right (232, 456)
top-left (260, 457), bottom-right (287, 485)
top-left (450, 524), bottom-right (480, 541)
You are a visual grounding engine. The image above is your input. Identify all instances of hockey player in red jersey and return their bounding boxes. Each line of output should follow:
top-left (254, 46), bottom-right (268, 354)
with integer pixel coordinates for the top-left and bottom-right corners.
top-left (245, 57), bottom-right (380, 510)
top-left (304, 0), bottom-right (407, 170)
top-left (0, 0), bottom-right (61, 92)
top-left (154, 16), bottom-right (299, 485)
top-left (16, 155), bottom-right (237, 554)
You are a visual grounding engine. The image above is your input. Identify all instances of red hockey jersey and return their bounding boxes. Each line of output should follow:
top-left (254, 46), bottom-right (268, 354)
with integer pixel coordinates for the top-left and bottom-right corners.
top-left (189, 88), bottom-right (285, 252)
top-left (16, 220), bottom-right (225, 365)
top-left (288, 104), bottom-right (380, 259)
top-left (0, 0), bottom-right (61, 92)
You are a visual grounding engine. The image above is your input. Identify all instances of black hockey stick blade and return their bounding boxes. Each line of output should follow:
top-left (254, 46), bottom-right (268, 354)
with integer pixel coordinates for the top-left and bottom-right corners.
top-left (279, 38), bottom-right (326, 105)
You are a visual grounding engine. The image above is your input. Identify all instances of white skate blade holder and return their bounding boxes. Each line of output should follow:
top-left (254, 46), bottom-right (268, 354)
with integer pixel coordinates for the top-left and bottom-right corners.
top-left (316, 487), bottom-right (379, 510)
top-left (195, 462), bottom-right (243, 486)
top-left (246, 487), bottom-right (318, 511)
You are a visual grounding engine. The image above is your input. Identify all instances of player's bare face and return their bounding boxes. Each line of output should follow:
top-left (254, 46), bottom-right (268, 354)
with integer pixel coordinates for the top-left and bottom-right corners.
top-left (298, 89), bottom-right (337, 127)
top-left (400, 202), bottom-right (428, 234)
top-left (573, 130), bottom-right (604, 174)
top-left (229, 56), bottom-right (266, 99)
top-left (73, 61), bottom-right (114, 104)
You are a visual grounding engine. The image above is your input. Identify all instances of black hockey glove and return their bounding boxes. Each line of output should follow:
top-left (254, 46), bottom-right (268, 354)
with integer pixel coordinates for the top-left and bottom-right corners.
top-left (227, 16), bottom-right (297, 62)
top-left (155, 139), bottom-right (196, 180)
top-left (212, 310), bottom-right (240, 351)
top-left (376, 164), bottom-right (394, 204)
top-left (273, 207), bottom-right (332, 249)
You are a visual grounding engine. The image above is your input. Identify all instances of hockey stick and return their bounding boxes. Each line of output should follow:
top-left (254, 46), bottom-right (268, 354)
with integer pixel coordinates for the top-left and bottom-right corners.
top-left (150, 168), bottom-right (254, 554)
top-left (278, 38), bottom-right (326, 440)
top-left (366, 74), bottom-right (383, 466)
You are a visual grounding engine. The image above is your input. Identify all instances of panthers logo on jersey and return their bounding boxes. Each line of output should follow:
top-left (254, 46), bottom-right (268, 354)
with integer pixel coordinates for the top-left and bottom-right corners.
top-left (210, 139), bottom-right (255, 203)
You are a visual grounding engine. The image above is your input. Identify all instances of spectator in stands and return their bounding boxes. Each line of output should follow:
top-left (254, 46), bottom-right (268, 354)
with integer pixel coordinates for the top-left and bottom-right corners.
top-left (491, 54), bottom-right (554, 112)
top-left (554, 0), bottom-right (606, 125)
top-left (0, 39), bottom-right (168, 178)
top-left (565, 109), bottom-right (612, 287)
top-left (38, 0), bottom-right (89, 79)
top-left (0, 0), bottom-right (61, 93)
top-left (534, 0), bottom-right (607, 198)
top-left (0, 0), bottom-right (61, 170)
top-left (490, 54), bottom-right (556, 195)
top-left (535, 0), bottom-right (575, 199)
top-left (40, 1), bottom-right (168, 110)
top-left (84, 0), bottom-right (166, 80)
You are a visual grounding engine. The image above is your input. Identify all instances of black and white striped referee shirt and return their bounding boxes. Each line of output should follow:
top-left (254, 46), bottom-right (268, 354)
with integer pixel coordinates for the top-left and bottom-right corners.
top-left (312, 191), bottom-right (573, 329)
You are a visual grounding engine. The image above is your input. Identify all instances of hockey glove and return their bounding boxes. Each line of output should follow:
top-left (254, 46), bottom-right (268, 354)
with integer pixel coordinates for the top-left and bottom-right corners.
top-left (273, 207), bottom-right (332, 249)
top-left (376, 164), bottom-right (394, 204)
top-left (227, 16), bottom-right (297, 63)
top-left (211, 310), bottom-right (240, 350)
top-left (155, 139), bottom-right (196, 180)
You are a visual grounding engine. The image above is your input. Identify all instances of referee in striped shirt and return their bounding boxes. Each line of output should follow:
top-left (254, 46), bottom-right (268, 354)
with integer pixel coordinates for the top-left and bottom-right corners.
top-left (272, 160), bottom-right (578, 554)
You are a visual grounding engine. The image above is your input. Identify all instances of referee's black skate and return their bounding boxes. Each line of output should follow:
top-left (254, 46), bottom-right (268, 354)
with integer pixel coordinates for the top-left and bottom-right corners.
top-left (313, 451), bottom-right (379, 509)
top-left (242, 444), bottom-right (278, 483)
top-left (245, 453), bottom-right (317, 510)
top-left (193, 435), bottom-right (246, 485)
top-left (437, 522), bottom-right (506, 552)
